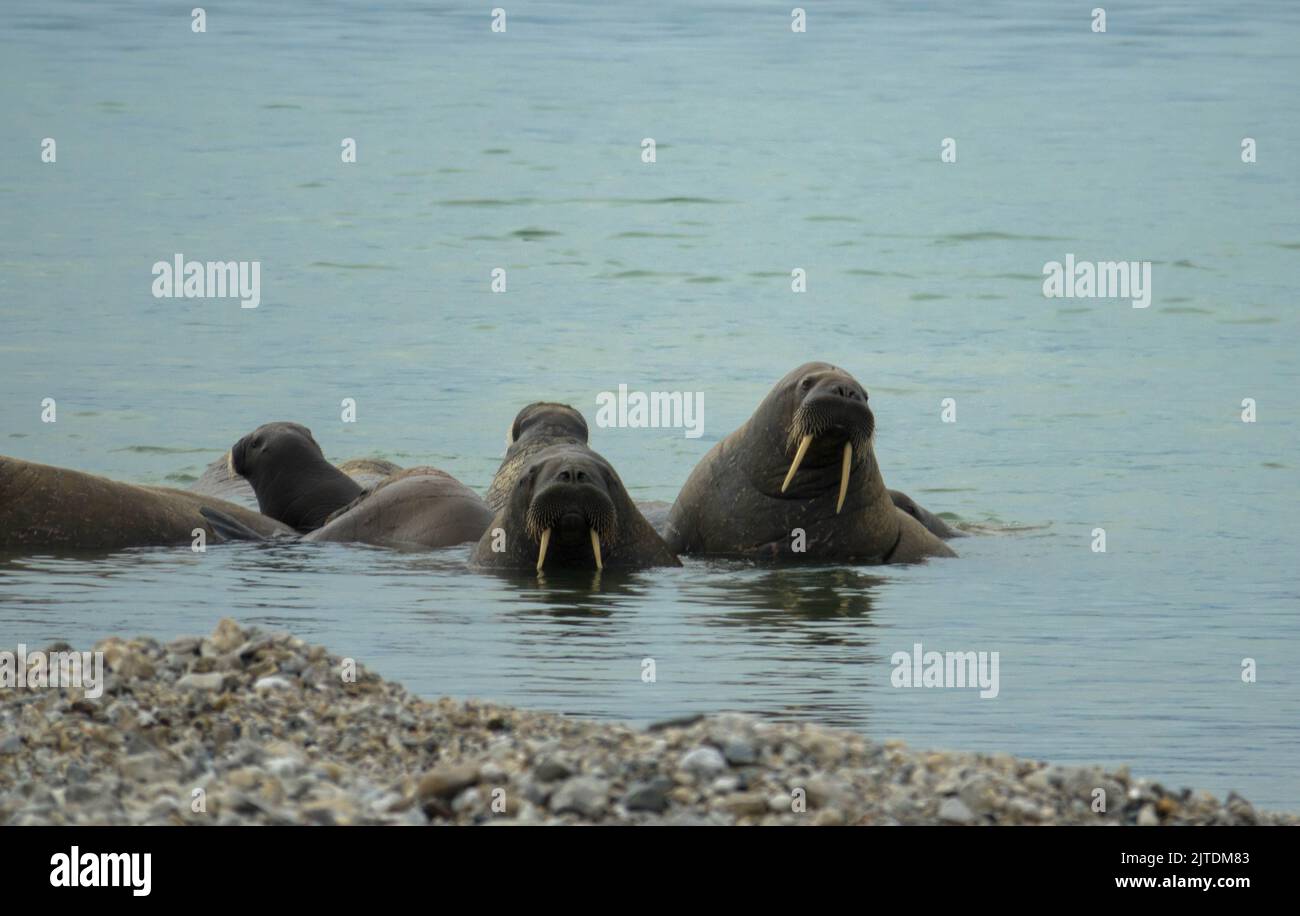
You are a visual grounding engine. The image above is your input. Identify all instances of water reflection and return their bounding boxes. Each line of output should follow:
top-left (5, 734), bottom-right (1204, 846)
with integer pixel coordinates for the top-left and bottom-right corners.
top-left (489, 568), bottom-right (649, 618)
top-left (681, 564), bottom-right (884, 648)
top-left (687, 564), bottom-right (884, 617)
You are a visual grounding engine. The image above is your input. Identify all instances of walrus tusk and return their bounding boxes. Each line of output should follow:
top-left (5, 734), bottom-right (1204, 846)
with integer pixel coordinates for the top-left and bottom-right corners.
top-left (226, 450), bottom-right (235, 478)
top-left (781, 434), bottom-right (813, 493)
top-left (536, 528), bottom-right (552, 572)
top-left (590, 528), bottom-right (603, 570)
top-left (836, 442), bottom-right (851, 514)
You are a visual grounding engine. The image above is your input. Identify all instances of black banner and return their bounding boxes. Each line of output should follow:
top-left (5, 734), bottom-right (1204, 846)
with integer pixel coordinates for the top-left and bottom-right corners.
top-left (3, 825), bottom-right (1282, 899)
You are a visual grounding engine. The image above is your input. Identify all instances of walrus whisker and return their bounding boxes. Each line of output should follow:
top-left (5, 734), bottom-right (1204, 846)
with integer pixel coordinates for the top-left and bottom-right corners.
top-left (536, 527), bottom-right (551, 572)
top-left (836, 442), bottom-right (852, 514)
top-left (781, 434), bottom-right (813, 493)
top-left (590, 528), bottom-right (603, 570)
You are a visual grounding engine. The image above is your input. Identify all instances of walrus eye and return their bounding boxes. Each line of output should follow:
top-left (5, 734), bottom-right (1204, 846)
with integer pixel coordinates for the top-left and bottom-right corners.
top-left (800, 378), bottom-right (813, 391)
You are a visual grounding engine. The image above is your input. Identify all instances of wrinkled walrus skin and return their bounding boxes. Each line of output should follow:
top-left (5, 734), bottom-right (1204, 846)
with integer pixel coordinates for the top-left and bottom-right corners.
top-left (0, 455), bottom-right (291, 551)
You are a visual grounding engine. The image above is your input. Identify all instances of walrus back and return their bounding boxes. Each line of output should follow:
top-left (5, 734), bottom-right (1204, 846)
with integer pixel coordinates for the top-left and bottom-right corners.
top-left (306, 471), bottom-right (493, 549)
top-left (0, 455), bottom-right (290, 551)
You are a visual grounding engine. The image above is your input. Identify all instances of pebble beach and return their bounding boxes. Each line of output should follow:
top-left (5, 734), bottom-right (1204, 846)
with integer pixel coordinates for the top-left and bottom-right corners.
top-left (1, 620), bottom-right (1291, 827)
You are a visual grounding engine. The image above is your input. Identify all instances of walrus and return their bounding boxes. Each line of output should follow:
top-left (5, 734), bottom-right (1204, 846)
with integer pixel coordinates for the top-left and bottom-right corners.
top-left (484, 402), bottom-right (685, 543)
top-left (0, 455), bottom-right (291, 552)
top-left (203, 423), bottom-right (492, 550)
top-left (190, 448), bottom-right (400, 510)
top-left (665, 362), bottom-right (957, 563)
top-left (471, 442), bottom-right (679, 571)
top-left (223, 422), bottom-right (368, 532)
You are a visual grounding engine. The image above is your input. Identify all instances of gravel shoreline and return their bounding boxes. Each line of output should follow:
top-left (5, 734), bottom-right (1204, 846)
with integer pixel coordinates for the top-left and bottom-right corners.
top-left (1, 620), bottom-right (1291, 826)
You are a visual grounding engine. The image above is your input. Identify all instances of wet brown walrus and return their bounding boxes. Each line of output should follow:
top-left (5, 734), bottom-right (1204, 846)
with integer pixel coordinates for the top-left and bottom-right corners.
top-left (220, 422), bottom-right (372, 532)
top-left (0, 455), bottom-right (290, 552)
top-left (205, 422), bottom-right (492, 550)
top-left (665, 362), bottom-right (957, 563)
top-left (471, 440), bottom-right (679, 572)
top-left (189, 446), bottom-right (399, 511)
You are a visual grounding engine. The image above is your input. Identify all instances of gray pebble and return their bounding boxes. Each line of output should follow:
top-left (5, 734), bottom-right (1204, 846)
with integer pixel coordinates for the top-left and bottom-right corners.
top-left (678, 746), bottom-right (727, 779)
top-left (550, 777), bottom-right (609, 818)
top-left (938, 797), bottom-right (977, 825)
top-left (722, 739), bottom-right (758, 766)
top-left (177, 672), bottom-right (227, 692)
top-left (623, 778), bottom-right (672, 813)
top-left (534, 758), bottom-right (573, 782)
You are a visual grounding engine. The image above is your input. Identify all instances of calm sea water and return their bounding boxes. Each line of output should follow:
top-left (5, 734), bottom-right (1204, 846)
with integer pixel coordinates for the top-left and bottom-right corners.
top-left (2, 1), bottom-right (1298, 808)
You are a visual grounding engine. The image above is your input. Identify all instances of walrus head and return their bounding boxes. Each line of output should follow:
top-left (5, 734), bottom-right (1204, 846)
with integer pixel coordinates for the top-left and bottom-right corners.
top-left (229, 422), bottom-right (362, 532)
top-left (756, 362), bottom-right (875, 513)
top-left (511, 445), bottom-right (619, 572)
top-left (507, 402), bottom-right (589, 447)
top-left (230, 422), bottom-right (323, 479)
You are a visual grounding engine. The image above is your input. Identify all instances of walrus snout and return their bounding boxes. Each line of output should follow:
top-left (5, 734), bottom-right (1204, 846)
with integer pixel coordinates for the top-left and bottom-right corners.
top-left (525, 477), bottom-right (617, 572)
top-left (794, 394), bottom-right (873, 439)
top-left (229, 436), bottom-right (249, 477)
top-left (788, 387), bottom-right (874, 458)
top-left (815, 379), bottom-right (866, 402)
top-left (526, 482), bottom-right (617, 541)
top-left (230, 429), bottom-right (275, 478)
top-left (783, 377), bottom-right (875, 513)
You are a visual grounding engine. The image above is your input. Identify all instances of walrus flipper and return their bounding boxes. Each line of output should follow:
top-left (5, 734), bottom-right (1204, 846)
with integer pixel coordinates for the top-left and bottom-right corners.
top-left (889, 489), bottom-right (965, 539)
top-left (200, 506), bottom-right (271, 543)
